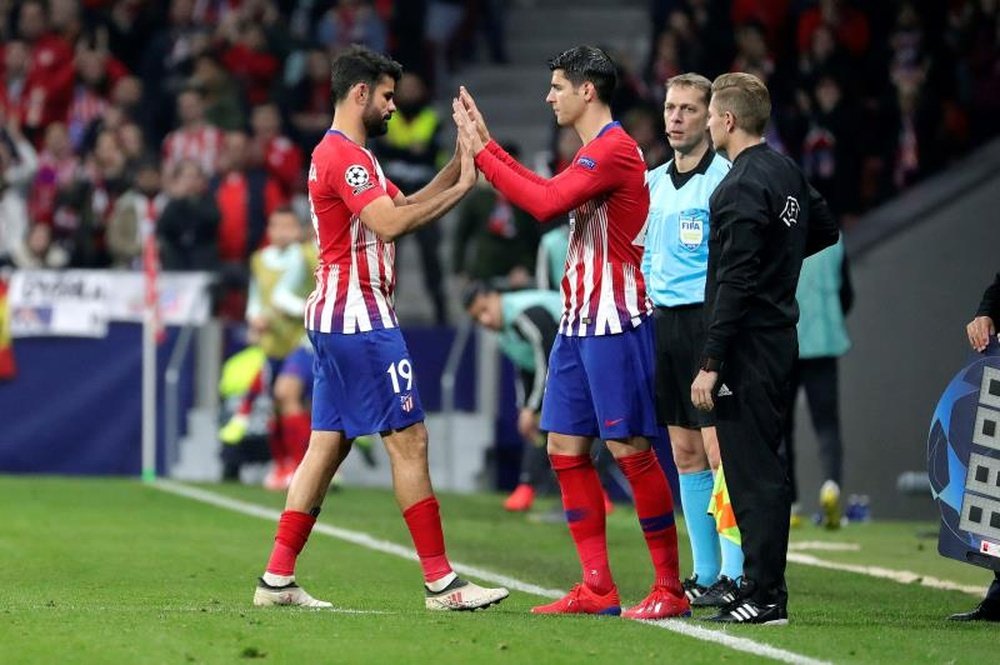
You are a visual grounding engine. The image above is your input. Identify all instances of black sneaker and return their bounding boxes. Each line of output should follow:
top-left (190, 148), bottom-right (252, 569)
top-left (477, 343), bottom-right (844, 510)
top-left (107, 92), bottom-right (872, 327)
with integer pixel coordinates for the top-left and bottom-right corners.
top-left (707, 597), bottom-right (788, 625)
top-left (690, 575), bottom-right (740, 608)
top-left (682, 575), bottom-right (708, 602)
top-left (948, 600), bottom-right (1000, 622)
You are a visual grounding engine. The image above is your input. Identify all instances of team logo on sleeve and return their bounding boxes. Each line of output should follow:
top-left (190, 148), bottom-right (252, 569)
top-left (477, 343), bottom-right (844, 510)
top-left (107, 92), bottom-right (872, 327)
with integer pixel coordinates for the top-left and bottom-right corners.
top-left (345, 164), bottom-right (374, 194)
top-left (780, 196), bottom-right (800, 227)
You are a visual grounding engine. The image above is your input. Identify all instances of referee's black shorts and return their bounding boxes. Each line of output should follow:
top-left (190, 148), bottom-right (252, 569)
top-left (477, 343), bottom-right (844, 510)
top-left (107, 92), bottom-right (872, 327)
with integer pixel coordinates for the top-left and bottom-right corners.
top-left (653, 304), bottom-right (715, 429)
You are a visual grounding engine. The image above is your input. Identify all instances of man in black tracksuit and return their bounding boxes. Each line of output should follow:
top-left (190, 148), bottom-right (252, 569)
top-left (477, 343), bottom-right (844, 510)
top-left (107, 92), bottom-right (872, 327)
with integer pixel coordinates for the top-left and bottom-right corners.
top-left (951, 272), bottom-right (1000, 622)
top-left (690, 72), bottom-right (839, 624)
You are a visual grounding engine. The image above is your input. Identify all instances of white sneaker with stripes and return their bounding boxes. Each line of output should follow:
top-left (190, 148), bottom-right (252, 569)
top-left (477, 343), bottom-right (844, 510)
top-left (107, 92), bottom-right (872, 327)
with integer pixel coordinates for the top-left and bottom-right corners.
top-left (253, 578), bottom-right (333, 608)
top-left (707, 597), bottom-right (788, 625)
top-left (425, 577), bottom-right (509, 611)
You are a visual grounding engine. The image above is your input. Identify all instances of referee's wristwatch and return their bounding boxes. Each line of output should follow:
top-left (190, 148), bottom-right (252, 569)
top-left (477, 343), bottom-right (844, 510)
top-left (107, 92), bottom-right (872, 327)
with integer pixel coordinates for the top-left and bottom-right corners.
top-left (699, 356), bottom-right (722, 373)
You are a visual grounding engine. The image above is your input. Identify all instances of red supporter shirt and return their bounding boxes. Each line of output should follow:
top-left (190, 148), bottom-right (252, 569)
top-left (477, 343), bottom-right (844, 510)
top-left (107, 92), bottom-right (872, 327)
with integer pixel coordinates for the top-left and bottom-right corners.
top-left (304, 130), bottom-right (401, 334)
top-left (475, 122), bottom-right (652, 336)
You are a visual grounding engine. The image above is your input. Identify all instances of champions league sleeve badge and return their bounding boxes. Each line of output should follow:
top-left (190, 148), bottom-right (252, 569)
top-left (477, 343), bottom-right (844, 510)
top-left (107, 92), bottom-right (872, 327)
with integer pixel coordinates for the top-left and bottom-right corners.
top-left (929, 340), bottom-right (1000, 572)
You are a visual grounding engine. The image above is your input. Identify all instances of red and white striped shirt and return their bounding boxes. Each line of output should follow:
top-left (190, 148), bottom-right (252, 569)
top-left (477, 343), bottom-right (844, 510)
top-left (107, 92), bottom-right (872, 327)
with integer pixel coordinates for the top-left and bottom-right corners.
top-left (162, 125), bottom-right (224, 176)
top-left (304, 130), bottom-right (401, 334)
top-left (475, 122), bottom-right (652, 336)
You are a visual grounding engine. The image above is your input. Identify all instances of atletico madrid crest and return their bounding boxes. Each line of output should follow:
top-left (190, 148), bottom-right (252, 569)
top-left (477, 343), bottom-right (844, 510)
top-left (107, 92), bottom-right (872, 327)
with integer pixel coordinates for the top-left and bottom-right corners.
top-left (400, 393), bottom-right (414, 413)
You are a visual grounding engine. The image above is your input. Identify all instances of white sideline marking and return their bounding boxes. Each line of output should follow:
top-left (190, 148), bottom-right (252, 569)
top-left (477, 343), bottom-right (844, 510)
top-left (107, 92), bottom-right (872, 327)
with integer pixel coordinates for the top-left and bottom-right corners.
top-left (17, 603), bottom-right (391, 615)
top-left (153, 481), bottom-right (827, 665)
top-left (788, 542), bottom-right (861, 552)
top-left (786, 553), bottom-right (987, 597)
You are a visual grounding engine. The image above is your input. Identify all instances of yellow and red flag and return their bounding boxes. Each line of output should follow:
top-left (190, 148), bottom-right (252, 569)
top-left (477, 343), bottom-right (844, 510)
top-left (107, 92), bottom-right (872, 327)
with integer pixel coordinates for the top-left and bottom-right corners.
top-left (708, 463), bottom-right (741, 545)
top-left (0, 277), bottom-right (16, 380)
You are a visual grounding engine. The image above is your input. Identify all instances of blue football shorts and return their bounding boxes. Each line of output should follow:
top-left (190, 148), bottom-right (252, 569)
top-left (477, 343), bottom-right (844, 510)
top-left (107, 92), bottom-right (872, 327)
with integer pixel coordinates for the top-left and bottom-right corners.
top-left (308, 328), bottom-right (425, 438)
top-left (540, 320), bottom-right (659, 440)
top-left (278, 345), bottom-right (315, 400)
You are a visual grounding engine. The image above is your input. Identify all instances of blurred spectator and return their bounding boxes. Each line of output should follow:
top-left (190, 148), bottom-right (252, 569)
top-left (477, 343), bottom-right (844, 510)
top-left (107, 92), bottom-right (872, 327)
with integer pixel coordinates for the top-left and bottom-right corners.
top-left (189, 54), bottom-right (244, 131)
top-left (48, 0), bottom-right (83, 47)
top-left (51, 178), bottom-right (101, 267)
top-left (800, 75), bottom-right (860, 218)
top-left (140, 0), bottom-right (212, 142)
top-left (782, 237), bottom-right (853, 530)
top-left (623, 105), bottom-right (669, 169)
top-left (316, 0), bottom-right (387, 55)
top-left (797, 0), bottom-right (871, 59)
top-left (731, 21), bottom-right (774, 80)
top-left (107, 156), bottom-right (166, 269)
top-left (474, 0), bottom-right (510, 65)
top-left (212, 129), bottom-right (282, 266)
top-left (648, 30), bottom-right (684, 98)
top-left (287, 48), bottom-right (333, 155)
top-left (158, 158), bottom-right (220, 271)
top-left (249, 102), bottom-right (303, 201)
top-left (424, 0), bottom-right (468, 94)
top-left (220, 17), bottom-right (279, 107)
top-left (83, 128), bottom-right (129, 240)
top-left (949, 0), bottom-right (1000, 143)
top-left (117, 121), bottom-right (147, 170)
top-left (68, 40), bottom-right (130, 151)
top-left (14, 0), bottom-right (75, 142)
top-left (29, 121), bottom-right (78, 226)
top-left (17, 220), bottom-right (69, 269)
top-left (0, 115), bottom-right (38, 267)
top-left (162, 87), bottom-right (224, 177)
top-left (797, 23), bottom-right (852, 92)
top-left (110, 75), bottom-right (144, 124)
top-left (452, 142), bottom-right (539, 288)
top-left (731, 0), bottom-right (790, 52)
top-left (372, 72), bottom-right (448, 324)
top-left (1, 39), bottom-right (30, 124)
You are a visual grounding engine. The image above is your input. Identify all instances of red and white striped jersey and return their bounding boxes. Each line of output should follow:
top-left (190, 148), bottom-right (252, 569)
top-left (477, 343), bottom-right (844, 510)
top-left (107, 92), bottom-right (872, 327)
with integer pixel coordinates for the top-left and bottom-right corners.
top-left (475, 122), bottom-right (652, 336)
top-left (304, 130), bottom-right (401, 334)
top-left (162, 125), bottom-right (224, 176)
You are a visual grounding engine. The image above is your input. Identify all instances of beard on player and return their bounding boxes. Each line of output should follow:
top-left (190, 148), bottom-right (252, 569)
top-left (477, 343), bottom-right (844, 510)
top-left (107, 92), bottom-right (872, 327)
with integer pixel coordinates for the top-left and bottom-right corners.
top-left (363, 103), bottom-right (392, 137)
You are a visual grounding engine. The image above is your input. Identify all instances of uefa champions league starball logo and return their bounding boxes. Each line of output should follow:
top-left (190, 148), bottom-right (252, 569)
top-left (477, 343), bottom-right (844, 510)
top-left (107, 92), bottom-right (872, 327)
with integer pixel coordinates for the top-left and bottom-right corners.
top-left (345, 164), bottom-right (371, 188)
top-left (929, 343), bottom-right (1000, 567)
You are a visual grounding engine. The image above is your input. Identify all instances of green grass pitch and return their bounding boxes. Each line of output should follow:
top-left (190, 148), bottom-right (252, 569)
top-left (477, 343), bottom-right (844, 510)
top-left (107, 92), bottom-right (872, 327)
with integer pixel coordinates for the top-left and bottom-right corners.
top-left (0, 476), bottom-right (995, 664)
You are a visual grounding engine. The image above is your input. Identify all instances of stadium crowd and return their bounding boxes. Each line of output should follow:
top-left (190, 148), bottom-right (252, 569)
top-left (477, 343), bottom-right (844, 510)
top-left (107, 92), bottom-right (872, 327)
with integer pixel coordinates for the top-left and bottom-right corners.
top-left (0, 0), bottom-right (995, 297)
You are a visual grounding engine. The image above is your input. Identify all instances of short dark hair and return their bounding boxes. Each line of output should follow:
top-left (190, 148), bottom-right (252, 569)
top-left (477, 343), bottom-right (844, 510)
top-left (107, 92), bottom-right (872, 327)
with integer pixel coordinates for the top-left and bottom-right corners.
top-left (548, 45), bottom-right (617, 104)
top-left (330, 45), bottom-right (403, 104)
top-left (270, 204), bottom-right (297, 217)
top-left (461, 280), bottom-right (496, 310)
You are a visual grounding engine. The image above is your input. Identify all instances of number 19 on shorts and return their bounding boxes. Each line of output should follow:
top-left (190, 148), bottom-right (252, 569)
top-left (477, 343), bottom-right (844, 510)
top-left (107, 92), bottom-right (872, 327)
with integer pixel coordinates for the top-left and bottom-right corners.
top-left (386, 359), bottom-right (413, 394)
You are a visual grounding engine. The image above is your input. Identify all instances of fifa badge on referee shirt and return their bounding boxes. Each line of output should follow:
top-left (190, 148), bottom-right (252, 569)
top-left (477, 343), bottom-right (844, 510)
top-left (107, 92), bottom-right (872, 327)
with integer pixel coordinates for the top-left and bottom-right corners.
top-left (678, 209), bottom-right (707, 250)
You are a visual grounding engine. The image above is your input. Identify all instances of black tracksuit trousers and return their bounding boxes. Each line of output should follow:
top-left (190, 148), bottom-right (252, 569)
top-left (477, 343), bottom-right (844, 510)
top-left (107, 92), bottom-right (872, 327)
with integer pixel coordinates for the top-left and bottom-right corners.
top-left (714, 327), bottom-right (797, 607)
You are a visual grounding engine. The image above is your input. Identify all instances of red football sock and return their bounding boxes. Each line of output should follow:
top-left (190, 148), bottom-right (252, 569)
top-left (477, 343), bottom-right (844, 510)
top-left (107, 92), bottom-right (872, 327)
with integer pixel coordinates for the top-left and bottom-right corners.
top-left (265, 510), bottom-right (316, 576)
top-left (617, 449), bottom-right (681, 592)
top-left (281, 411), bottom-right (311, 465)
top-left (267, 415), bottom-right (287, 466)
top-left (402, 497), bottom-right (453, 584)
top-left (237, 370), bottom-right (265, 416)
top-left (550, 453), bottom-right (614, 594)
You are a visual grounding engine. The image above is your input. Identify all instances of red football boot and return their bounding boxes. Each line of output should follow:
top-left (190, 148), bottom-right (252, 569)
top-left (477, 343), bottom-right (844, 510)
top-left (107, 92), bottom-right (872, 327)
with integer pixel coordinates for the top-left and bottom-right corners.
top-left (622, 584), bottom-right (691, 620)
top-left (503, 484), bottom-right (535, 512)
top-left (531, 583), bottom-right (621, 616)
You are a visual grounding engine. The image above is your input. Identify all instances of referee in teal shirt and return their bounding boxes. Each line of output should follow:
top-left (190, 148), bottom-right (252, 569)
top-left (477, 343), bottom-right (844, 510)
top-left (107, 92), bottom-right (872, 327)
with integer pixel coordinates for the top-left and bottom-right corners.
top-left (640, 73), bottom-right (743, 609)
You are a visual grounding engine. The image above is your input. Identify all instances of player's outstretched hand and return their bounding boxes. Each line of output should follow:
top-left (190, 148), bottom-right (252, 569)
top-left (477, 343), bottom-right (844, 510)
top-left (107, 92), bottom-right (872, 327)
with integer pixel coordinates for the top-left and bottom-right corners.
top-left (691, 370), bottom-right (718, 412)
top-left (967, 315), bottom-right (997, 353)
top-left (452, 97), bottom-right (485, 155)
top-left (458, 86), bottom-right (491, 145)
